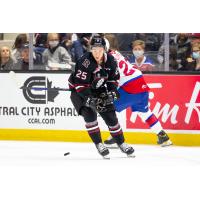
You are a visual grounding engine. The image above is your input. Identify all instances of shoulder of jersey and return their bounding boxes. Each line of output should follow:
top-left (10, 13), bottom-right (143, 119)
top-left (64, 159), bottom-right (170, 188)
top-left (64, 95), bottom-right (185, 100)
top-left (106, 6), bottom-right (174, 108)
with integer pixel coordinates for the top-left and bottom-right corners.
top-left (107, 53), bottom-right (117, 63)
top-left (76, 52), bottom-right (90, 65)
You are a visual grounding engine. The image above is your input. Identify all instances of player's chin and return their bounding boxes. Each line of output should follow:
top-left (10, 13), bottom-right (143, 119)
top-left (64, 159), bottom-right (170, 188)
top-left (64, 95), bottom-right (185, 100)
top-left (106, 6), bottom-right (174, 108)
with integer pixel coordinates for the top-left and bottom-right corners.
top-left (95, 57), bottom-right (100, 62)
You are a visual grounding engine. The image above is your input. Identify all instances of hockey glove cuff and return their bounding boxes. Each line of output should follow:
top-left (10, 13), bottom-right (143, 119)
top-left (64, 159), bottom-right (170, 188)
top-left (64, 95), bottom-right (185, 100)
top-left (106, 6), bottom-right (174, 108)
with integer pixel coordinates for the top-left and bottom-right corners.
top-left (107, 90), bottom-right (120, 102)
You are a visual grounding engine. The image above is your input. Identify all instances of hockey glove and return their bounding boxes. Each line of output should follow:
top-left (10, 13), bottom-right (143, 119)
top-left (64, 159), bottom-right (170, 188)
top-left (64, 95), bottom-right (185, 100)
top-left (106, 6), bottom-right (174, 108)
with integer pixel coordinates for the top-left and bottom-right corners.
top-left (84, 96), bottom-right (96, 108)
top-left (97, 90), bottom-right (120, 107)
top-left (107, 90), bottom-right (120, 102)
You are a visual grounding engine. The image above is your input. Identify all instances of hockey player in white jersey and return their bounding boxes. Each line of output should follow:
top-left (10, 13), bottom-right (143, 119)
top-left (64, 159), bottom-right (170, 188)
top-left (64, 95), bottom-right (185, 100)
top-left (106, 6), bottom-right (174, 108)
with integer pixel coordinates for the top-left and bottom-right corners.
top-left (103, 34), bottom-right (172, 147)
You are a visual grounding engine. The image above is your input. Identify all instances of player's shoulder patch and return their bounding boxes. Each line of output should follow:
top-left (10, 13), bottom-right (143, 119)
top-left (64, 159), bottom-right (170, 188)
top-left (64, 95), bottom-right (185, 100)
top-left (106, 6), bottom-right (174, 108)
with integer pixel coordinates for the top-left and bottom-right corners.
top-left (82, 58), bottom-right (90, 68)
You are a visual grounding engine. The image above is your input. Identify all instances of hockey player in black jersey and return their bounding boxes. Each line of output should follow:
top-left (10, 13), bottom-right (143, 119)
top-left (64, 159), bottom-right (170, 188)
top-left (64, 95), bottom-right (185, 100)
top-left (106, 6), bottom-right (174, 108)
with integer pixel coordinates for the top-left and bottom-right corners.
top-left (68, 35), bottom-right (134, 158)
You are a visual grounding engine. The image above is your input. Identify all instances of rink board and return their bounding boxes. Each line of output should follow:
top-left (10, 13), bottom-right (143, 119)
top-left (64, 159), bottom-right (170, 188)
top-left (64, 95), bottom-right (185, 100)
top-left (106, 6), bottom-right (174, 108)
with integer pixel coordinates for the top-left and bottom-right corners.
top-left (0, 73), bottom-right (200, 146)
top-left (0, 129), bottom-right (200, 146)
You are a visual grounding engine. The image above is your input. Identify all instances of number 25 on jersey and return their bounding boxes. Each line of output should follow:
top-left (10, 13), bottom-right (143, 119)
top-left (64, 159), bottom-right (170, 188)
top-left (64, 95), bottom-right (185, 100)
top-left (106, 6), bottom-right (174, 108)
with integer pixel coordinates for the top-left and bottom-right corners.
top-left (76, 70), bottom-right (87, 80)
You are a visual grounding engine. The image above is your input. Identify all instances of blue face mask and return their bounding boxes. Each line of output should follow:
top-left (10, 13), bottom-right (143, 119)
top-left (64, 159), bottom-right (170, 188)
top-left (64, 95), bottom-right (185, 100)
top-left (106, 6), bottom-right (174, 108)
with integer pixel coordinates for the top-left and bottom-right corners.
top-left (192, 51), bottom-right (200, 59)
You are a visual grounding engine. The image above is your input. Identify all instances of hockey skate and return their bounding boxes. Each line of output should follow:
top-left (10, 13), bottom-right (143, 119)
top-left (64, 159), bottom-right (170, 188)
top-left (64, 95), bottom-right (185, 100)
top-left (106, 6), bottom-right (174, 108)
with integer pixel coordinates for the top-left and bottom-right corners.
top-left (104, 136), bottom-right (118, 148)
top-left (118, 143), bottom-right (135, 157)
top-left (96, 143), bottom-right (110, 159)
top-left (157, 130), bottom-right (172, 147)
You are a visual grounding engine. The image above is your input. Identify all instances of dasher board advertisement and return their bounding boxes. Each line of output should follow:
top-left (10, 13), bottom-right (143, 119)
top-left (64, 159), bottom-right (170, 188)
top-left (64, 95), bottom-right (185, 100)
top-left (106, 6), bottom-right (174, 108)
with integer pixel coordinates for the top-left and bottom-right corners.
top-left (0, 73), bottom-right (199, 133)
top-left (127, 75), bottom-right (200, 132)
top-left (0, 73), bottom-right (85, 130)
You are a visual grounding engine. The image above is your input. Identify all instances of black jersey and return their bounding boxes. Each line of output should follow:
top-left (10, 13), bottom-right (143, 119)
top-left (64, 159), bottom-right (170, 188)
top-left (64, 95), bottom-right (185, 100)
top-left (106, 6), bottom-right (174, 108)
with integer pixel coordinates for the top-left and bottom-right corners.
top-left (68, 52), bottom-right (120, 98)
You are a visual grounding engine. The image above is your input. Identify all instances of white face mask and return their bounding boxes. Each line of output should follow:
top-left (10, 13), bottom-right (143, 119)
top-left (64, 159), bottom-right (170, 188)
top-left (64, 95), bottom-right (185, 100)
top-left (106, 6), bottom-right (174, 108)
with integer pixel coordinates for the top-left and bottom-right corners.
top-left (133, 50), bottom-right (144, 58)
top-left (192, 51), bottom-right (200, 60)
top-left (49, 41), bottom-right (59, 48)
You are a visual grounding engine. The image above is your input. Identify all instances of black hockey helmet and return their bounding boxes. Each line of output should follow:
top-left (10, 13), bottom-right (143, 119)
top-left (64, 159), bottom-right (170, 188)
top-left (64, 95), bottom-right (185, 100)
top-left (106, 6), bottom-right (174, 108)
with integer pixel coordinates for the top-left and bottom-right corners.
top-left (90, 35), bottom-right (106, 48)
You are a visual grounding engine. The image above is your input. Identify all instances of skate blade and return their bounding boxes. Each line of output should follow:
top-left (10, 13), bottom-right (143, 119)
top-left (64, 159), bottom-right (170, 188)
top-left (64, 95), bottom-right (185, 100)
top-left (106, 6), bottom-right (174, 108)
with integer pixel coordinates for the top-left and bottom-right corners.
top-left (127, 154), bottom-right (136, 158)
top-left (103, 155), bottom-right (110, 159)
top-left (160, 140), bottom-right (173, 147)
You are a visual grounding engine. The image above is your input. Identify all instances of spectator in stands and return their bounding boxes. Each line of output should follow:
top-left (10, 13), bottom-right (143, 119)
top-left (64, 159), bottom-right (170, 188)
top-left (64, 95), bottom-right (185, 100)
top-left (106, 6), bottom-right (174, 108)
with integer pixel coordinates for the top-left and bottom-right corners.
top-left (189, 33), bottom-right (200, 44)
top-left (13, 43), bottom-right (29, 70)
top-left (182, 42), bottom-right (200, 71)
top-left (71, 33), bottom-right (92, 62)
top-left (42, 33), bottom-right (75, 70)
top-left (104, 33), bottom-right (120, 51)
top-left (170, 33), bottom-right (191, 70)
top-left (34, 33), bottom-right (48, 49)
top-left (12, 33), bottom-right (28, 62)
top-left (128, 40), bottom-right (155, 72)
top-left (60, 33), bottom-right (72, 49)
top-left (114, 33), bottom-right (163, 52)
top-left (60, 33), bottom-right (74, 58)
top-left (157, 42), bottom-right (178, 71)
top-left (0, 46), bottom-right (15, 70)
top-left (132, 33), bottom-right (163, 51)
top-left (157, 43), bottom-right (165, 68)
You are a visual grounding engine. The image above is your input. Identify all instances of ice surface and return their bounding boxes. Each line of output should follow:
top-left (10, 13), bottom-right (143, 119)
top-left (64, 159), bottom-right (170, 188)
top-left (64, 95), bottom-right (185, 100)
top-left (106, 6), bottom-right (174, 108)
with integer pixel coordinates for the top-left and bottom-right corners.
top-left (0, 141), bottom-right (199, 200)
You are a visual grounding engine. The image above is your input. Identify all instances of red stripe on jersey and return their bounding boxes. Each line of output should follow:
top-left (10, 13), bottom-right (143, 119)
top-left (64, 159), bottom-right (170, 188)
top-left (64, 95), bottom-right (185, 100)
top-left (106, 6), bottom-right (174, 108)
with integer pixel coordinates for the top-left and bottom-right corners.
top-left (107, 80), bottom-right (119, 87)
top-left (69, 85), bottom-right (74, 89)
top-left (121, 76), bottom-right (149, 94)
top-left (75, 84), bottom-right (91, 93)
top-left (68, 80), bottom-right (75, 89)
top-left (74, 83), bottom-right (91, 88)
top-left (76, 87), bottom-right (88, 93)
top-left (112, 81), bottom-right (119, 86)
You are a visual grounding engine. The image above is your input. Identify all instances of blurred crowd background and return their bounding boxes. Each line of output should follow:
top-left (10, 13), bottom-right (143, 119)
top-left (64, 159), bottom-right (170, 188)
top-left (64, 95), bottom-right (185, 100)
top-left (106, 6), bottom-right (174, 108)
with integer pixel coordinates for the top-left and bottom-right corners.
top-left (0, 33), bottom-right (200, 72)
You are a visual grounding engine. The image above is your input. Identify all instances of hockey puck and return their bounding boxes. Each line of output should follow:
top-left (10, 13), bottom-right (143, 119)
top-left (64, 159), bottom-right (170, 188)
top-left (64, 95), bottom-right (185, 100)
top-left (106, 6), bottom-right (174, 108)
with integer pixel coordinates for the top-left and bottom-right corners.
top-left (64, 152), bottom-right (70, 156)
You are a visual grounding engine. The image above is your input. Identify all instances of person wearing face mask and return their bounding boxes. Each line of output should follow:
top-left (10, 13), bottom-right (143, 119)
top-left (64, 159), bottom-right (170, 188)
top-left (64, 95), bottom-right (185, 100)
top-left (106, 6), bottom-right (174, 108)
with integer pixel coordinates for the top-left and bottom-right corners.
top-left (183, 43), bottom-right (200, 71)
top-left (128, 40), bottom-right (154, 72)
top-left (42, 33), bottom-right (75, 70)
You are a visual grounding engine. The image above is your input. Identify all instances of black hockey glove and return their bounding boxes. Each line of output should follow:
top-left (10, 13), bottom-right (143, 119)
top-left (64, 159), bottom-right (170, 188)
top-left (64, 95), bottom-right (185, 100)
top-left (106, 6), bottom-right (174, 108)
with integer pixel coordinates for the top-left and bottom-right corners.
top-left (97, 90), bottom-right (120, 108)
top-left (106, 90), bottom-right (120, 103)
top-left (95, 91), bottom-right (119, 113)
top-left (84, 96), bottom-right (96, 108)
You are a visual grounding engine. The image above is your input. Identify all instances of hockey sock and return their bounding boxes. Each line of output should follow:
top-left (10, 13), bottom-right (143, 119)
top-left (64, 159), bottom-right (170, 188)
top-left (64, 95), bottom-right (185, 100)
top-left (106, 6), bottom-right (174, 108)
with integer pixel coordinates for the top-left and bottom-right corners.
top-left (108, 123), bottom-right (125, 145)
top-left (85, 120), bottom-right (102, 144)
top-left (137, 110), bottom-right (163, 134)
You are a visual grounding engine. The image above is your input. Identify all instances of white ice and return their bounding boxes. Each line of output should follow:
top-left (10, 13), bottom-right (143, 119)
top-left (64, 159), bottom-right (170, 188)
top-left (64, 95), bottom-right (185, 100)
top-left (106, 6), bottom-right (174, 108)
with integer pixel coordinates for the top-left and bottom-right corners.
top-left (0, 140), bottom-right (200, 200)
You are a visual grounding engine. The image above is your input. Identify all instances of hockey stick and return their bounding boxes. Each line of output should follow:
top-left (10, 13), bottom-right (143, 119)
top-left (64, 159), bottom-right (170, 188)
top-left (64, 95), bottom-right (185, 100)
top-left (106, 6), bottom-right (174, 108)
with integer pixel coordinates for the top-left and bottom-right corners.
top-left (9, 71), bottom-right (70, 92)
top-left (19, 86), bottom-right (70, 91)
